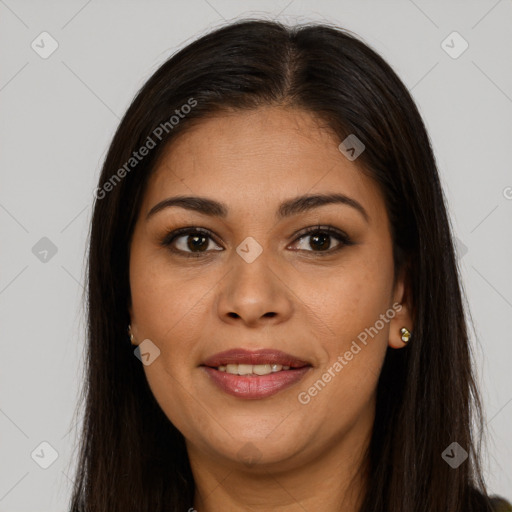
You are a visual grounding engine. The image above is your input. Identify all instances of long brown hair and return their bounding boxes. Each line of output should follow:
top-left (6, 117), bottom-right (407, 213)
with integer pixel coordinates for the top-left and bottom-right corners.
top-left (70, 19), bottom-right (493, 511)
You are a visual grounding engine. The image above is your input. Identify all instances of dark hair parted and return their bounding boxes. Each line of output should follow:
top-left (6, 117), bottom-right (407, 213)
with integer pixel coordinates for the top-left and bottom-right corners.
top-left (70, 19), bottom-right (493, 511)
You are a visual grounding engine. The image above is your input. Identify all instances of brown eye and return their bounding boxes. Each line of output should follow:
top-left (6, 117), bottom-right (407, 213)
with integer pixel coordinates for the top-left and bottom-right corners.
top-left (161, 228), bottom-right (223, 257)
top-left (291, 226), bottom-right (353, 254)
top-left (178, 233), bottom-right (210, 252)
top-left (161, 225), bottom-right (353, 259)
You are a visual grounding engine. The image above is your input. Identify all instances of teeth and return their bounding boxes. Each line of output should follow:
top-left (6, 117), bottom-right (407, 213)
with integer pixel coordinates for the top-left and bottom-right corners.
top-left (217, 363), bottom-right (291, 375)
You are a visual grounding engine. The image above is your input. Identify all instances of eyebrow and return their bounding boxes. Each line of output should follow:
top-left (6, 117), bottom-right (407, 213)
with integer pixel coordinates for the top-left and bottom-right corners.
top-left (146, 193), bottom-right (369, 223)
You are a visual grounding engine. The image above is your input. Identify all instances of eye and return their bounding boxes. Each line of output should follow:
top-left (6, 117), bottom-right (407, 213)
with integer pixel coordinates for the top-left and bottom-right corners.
top-left (160, 224), bottom-right (353, 258)
top-left (290, 225), bottom-right (353, 254)
top-left (160, 227), bottom-right (223, 258)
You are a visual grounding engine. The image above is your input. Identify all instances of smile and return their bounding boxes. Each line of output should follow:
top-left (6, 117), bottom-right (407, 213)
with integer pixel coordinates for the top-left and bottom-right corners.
top-left (217, 363), bottom-right (290, 375)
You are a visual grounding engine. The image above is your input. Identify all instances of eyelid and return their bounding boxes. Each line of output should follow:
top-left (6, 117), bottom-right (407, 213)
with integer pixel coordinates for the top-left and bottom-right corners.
top-left (160, 226), bottom-right (217, 242)
top-left (291, 224), bottom-right (349, 243)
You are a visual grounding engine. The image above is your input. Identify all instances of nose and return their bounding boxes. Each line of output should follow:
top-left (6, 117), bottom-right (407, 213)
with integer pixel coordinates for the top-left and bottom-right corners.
top-left (216, 250), bottom-right (294, 328)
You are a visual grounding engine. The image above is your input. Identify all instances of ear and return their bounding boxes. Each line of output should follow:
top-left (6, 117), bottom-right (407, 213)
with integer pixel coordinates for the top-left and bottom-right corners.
top-left (127, 304), bottom-right (139, 346)
top-left (388, 266), bottom-right (414, 349)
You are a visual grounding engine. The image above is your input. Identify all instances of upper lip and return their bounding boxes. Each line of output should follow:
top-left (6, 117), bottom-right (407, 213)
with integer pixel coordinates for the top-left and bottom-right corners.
top-left (201, 349), bottom-right (311, 368)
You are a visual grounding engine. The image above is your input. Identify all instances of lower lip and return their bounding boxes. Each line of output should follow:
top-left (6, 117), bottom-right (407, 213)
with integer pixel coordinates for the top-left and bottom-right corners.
top-left (201, 366), bottom-right (311, 399)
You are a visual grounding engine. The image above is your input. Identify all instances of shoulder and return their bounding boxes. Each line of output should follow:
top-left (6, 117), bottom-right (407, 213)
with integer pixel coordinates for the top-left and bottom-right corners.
top-left (490, 496), bottom-right (512, 511)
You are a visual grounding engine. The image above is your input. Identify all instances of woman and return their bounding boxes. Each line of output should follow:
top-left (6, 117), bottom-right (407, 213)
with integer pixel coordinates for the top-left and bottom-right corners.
top-left (69, 19), bottom-right (511, 511)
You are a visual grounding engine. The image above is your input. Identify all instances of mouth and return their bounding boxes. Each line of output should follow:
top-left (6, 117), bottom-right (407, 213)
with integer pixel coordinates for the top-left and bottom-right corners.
top-left (200, 348), bottom-right (312, 399)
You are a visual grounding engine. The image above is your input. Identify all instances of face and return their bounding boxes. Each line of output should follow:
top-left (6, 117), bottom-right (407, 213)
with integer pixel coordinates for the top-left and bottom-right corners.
top-left (128, 106), bottom-right (412, 472)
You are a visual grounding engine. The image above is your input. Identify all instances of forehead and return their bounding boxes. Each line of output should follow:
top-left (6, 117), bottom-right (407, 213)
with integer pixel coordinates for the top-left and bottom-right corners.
top-left (142, 107), bottom-right (385, 223)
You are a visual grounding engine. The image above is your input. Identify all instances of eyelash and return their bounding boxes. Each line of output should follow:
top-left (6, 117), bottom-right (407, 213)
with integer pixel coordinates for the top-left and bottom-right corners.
top-left (159, 225), bottom-right (354, 259)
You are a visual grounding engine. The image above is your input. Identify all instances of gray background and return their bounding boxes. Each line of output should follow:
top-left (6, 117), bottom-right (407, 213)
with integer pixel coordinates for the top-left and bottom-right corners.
top-left (1, 0), bottom-right (511, 510)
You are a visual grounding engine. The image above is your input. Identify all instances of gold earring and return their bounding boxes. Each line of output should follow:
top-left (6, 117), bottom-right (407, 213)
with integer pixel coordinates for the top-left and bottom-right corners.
top-left (127, 324), bottom-right (135, 344)
top-left (400, 327), bottom-right (411, 344)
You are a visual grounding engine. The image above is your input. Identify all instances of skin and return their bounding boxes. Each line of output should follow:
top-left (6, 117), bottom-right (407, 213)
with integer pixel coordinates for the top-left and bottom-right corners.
top-left (128, 106), bottom-right (413, 512)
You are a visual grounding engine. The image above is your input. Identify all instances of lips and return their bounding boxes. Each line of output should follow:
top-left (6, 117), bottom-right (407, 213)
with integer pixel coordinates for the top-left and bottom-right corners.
top-left (200, 348), bottom-right (312, 399)
top-left (201, 366), bottom-right (311, 399)
top-left (201, 348), bottom-right (311, 369)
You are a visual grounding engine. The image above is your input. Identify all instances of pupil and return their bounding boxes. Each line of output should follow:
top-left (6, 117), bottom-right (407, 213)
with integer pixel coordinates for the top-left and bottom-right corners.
top-left (311, 233), bottom-right (329, 251)
top-left (189, 235), bottom-right (207, 251)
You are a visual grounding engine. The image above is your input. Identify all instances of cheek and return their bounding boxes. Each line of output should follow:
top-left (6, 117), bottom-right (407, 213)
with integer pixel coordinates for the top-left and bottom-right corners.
top-left (129, 240), bottom-right (215, 346)
top-left (129, 247), bottom-right (220, 430)
top-left (295, 248), bottom-right (394, 352)
top-left (292, 247), bottom-right (394, 415)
